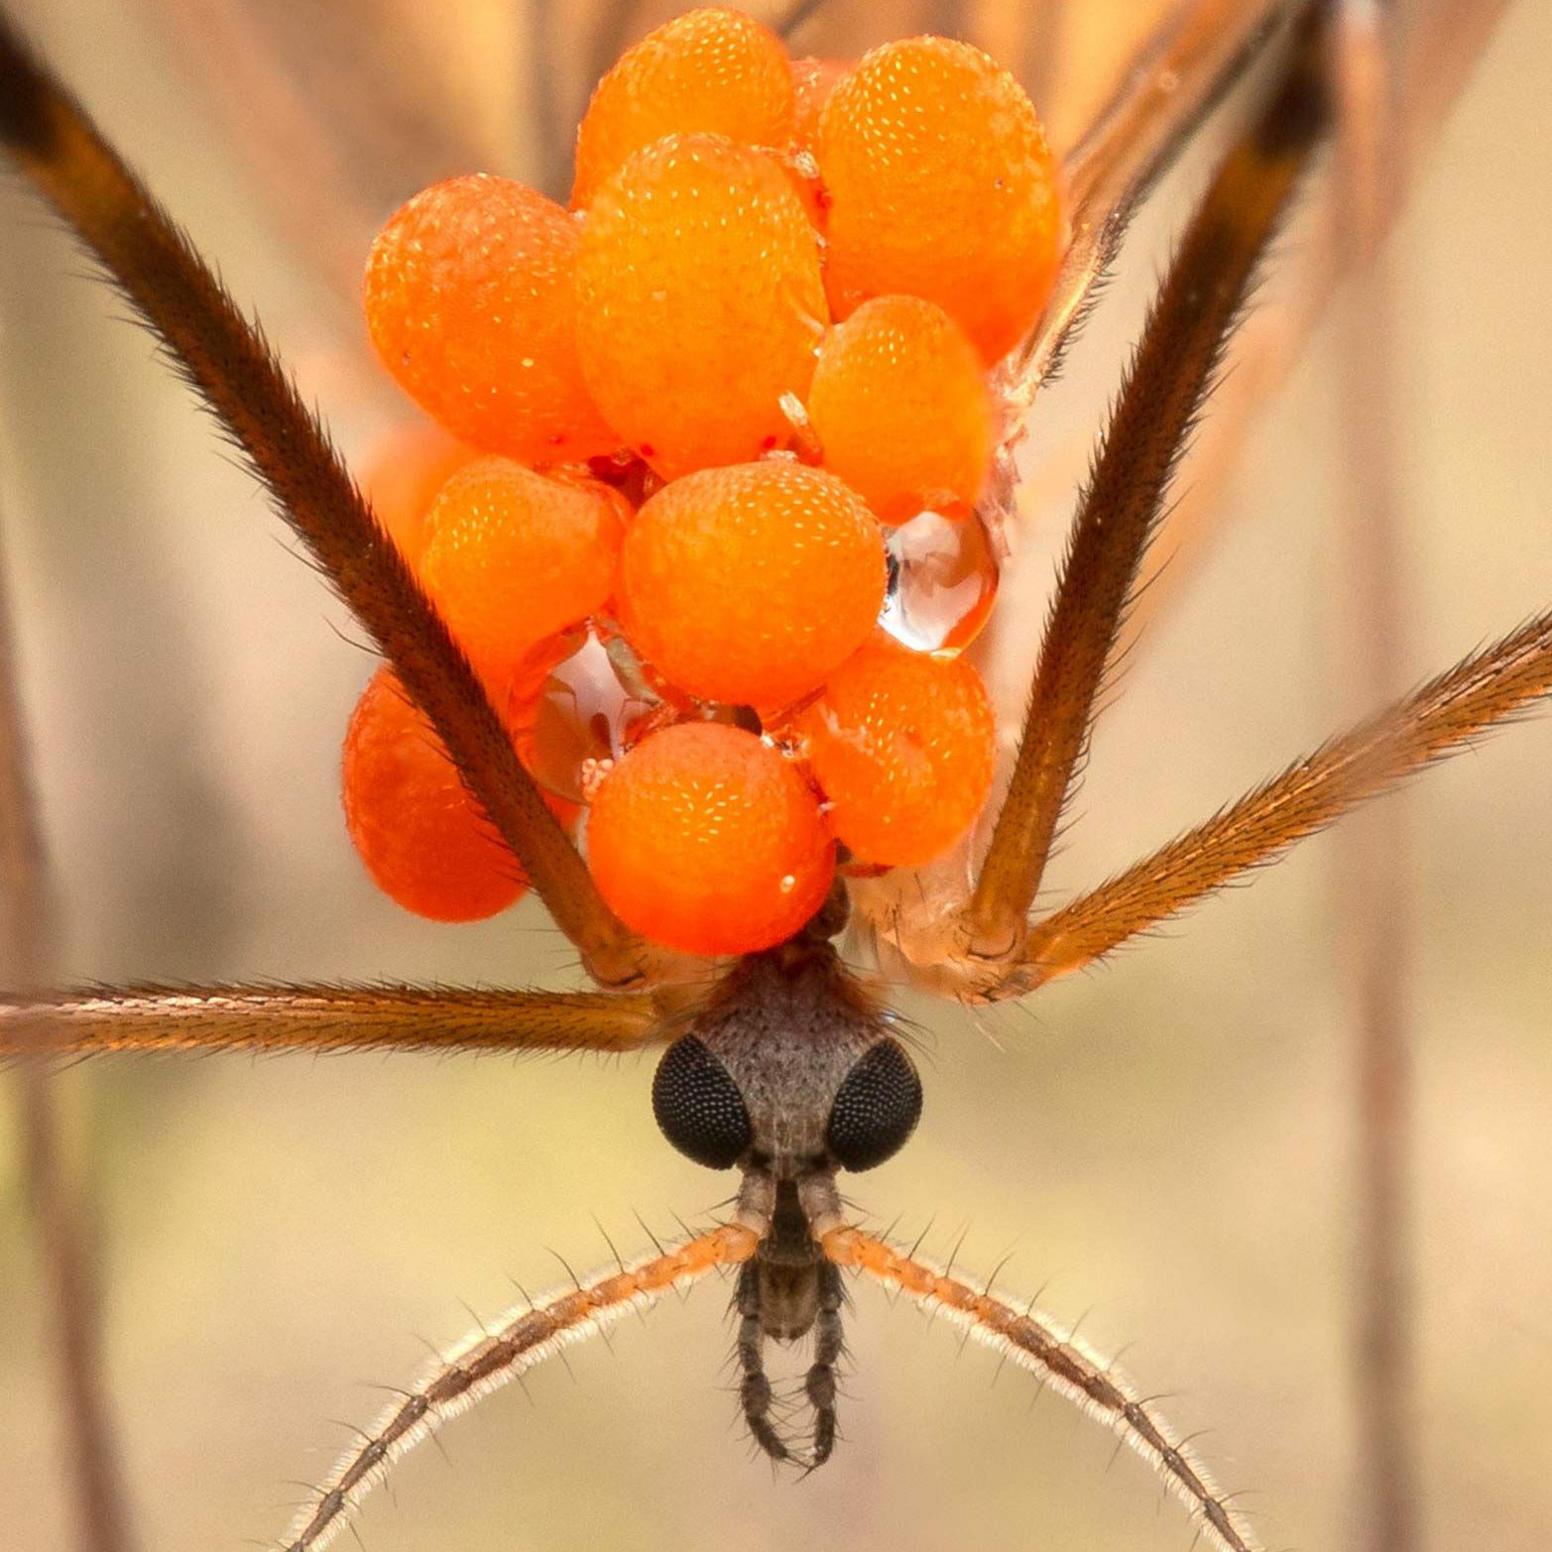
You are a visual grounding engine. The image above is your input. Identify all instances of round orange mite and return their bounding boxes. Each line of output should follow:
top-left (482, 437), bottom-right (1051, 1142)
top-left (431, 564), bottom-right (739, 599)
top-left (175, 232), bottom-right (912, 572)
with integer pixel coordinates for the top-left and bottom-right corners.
top-left (809, 294), bottom-right (993, 523)
top-left (571, 7), bottom-right (796, 208)
top-left (364, 174), bottom-right (618, 464)
top-left (586, 722), bottom-right (835, 956)
top-left (575, 133), bottom-right (827, 479)
top-left (418, 458), bottom-right (627, 701)
top-left (796, 635), bottom-right (996, 866)
top-left (816, 36), bottom-right (1063, 364)
top-left (342, 666), bottom-right (531, 922)
top-left (618, 461), bottom-right (885, 710)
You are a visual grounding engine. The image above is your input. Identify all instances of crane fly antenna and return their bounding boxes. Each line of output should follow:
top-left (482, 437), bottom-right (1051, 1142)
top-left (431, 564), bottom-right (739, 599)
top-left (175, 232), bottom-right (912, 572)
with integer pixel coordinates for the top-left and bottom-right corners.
top-left (823, 1225), bottom-right (1256, 1552)
top-left (281, 1220), bottom-right (761, 1552)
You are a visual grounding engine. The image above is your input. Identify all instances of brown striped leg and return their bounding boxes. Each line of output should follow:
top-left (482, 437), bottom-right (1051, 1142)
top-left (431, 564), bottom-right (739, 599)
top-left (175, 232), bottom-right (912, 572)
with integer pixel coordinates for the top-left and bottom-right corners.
top-left (960, 5), bottom-right (1329, 983)
top-left (1017, 609), bottom-right (1552, 992)
top-left (0, 16), bottom-right (663, 991)
top-left (822, 1225), bottom-right (1257, 1552)
top-left (0, 983), bottom-right (663, 1058)
top-left (1011, 0), bottom-right (1295, 404)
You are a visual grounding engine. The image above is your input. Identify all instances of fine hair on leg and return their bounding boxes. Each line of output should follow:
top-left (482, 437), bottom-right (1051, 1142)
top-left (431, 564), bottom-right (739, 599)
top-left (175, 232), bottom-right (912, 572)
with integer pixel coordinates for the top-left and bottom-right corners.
top-left (284, 1221), bottom-right (761, 1552)
top-left (0, 984), bottom-right (662, 1058)
top-left (822, 1225), bottom-right (1257, 1552)
top-left (0, 13), bottom-right (659, 990)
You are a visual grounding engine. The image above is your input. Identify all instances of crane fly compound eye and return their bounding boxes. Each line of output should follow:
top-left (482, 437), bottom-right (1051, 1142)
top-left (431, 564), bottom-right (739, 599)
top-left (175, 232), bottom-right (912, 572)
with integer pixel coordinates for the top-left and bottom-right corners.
top-left (825, 1038), bottom-right (923, 1172)
top-left (651, 1036), bottom-right (752, 1170)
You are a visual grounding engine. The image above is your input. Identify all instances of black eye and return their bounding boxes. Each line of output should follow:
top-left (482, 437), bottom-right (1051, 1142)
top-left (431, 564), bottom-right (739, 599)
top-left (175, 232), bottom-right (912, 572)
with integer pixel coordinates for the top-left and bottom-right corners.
top-left (825, 1039), bottom-right (922, 1172)
top-left (652, 1036), bottom-right (752, 1170)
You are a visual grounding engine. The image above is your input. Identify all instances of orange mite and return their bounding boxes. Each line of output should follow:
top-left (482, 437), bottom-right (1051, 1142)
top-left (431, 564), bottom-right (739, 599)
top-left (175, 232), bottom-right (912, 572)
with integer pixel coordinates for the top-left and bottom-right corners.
top-left (342, 666), bottom-right (546, 922)
top-left (617, 461), bottom-right (885, 711)
top-left (585, 721), bottom-right (834, 957)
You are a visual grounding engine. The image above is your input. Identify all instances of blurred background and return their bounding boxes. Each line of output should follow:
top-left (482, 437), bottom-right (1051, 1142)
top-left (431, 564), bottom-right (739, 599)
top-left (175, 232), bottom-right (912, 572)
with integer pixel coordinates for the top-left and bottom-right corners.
top-left (1, 2), bottom-right (1549, 1549)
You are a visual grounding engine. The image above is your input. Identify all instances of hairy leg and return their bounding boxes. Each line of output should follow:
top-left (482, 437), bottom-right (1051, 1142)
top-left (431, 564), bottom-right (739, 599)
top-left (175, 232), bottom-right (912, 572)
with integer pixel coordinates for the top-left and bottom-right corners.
top-left (0, 984), bottom-right (661, 1057)
top-left (971, 3), bottom-right (1328, 957)
top-left (0, 14), bottom-right (663, 990)
top-left (1016, 608), bottom-right (1552, 992)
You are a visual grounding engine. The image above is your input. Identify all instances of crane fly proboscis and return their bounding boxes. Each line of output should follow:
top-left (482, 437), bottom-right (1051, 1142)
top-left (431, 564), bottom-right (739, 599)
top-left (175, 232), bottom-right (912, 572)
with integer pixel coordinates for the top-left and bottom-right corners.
top-left (2, 3), bottom-right (1551, 1552)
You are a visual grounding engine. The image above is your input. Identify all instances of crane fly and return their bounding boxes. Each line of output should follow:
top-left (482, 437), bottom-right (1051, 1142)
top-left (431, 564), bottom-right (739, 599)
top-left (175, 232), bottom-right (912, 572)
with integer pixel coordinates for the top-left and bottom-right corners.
top-left (2, 3), bottom-right (1551, 1551)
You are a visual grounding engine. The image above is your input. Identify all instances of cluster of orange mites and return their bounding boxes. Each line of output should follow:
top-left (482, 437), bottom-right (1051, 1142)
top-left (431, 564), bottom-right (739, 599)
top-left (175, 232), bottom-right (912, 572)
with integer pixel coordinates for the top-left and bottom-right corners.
top-left (343, 6), bottom-right (1063, 957)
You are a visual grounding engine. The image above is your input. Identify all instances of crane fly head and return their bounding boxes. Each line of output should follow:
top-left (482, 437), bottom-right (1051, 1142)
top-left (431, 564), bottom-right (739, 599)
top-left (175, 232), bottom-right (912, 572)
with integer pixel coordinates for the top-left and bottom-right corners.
top-left (652, 935), bottom-right (923, 1191)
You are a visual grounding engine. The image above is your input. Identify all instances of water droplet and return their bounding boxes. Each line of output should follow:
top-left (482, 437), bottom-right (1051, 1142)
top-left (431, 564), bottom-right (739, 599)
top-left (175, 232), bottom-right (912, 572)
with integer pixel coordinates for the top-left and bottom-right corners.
top-left (516, 633), bottom-right (659, 803)
top-left (879, 504), bottom-right (1000, 656)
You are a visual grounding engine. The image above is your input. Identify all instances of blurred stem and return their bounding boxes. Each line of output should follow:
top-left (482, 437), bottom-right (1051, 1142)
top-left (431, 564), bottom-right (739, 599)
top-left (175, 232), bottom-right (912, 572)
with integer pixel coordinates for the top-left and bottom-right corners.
top-left (1021, 0), bottom-right (1065, 109)
top-left (584, 0), bottom-right (639, 111)
top-left (1332, 5), bottom-right (1419, 1550)
top-left (773, 0), bottom-right (832, 43)
top-left (525, 0), bottom-right (569, 201)
top-left (0, 477), bottom-right (136, 1551)
top-left (924, 0), bottom-right (966, 38)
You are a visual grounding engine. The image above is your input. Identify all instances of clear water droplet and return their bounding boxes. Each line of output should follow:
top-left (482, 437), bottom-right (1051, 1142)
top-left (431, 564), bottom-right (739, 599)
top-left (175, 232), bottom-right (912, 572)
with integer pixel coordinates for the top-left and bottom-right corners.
top-left (879, 503), bottom-right (1000, 656)
top-left (516, 633), bottom-right (659, 804)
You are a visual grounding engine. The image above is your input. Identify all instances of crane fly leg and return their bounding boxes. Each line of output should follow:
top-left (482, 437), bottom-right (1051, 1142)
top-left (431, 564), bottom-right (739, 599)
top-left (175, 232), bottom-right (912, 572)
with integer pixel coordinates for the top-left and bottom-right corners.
top-left (0, 984), bottom-right (664, 1058)
top-left (0, 14), bottom-right (666, 991)
top-left (0, 483), bottom-right (134, 1549)
top-left (1018, 608), bottom-right (1552, 990)
top-left (952, 5), bottom-right (1329, 991)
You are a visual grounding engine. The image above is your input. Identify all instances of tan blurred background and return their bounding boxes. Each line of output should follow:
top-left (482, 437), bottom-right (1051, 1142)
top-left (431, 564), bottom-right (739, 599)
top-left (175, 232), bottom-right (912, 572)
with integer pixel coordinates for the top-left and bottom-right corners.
top-left (2, 2), bottom-right (1550, 1549)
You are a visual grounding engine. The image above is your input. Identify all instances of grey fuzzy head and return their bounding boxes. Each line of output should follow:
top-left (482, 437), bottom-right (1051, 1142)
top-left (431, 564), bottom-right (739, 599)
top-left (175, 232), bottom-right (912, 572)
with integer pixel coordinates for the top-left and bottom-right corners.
top-left (651, 941), bottom-right (922, 1180)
